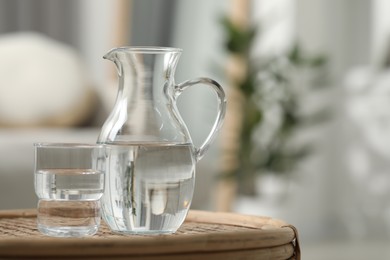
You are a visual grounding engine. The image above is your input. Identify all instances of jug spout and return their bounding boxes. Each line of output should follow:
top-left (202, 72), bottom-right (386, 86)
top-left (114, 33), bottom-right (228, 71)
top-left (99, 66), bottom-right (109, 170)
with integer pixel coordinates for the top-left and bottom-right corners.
top-left (103, 48), bottom-right (125, 76)
top-left (103, 48), bottom-right (119, 62)
top-left (103, 47), bottom-right (182, 77)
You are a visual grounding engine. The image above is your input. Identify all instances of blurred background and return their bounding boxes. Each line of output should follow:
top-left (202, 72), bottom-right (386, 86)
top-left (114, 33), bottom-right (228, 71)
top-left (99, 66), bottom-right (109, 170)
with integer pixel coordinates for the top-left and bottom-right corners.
top-left (1, 0), bottom-right (390, 258)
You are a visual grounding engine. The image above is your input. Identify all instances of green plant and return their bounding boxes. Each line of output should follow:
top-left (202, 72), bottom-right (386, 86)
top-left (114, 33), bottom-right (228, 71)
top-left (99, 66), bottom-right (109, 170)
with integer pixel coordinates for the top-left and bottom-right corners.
top-left (220, 17), bottom-right (328, 195)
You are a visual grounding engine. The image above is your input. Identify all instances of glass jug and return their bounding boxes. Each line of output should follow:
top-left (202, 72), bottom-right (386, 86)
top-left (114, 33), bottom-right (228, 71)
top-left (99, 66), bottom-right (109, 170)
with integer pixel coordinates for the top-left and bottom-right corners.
top-left (97, 47), bottom-right (226, 234)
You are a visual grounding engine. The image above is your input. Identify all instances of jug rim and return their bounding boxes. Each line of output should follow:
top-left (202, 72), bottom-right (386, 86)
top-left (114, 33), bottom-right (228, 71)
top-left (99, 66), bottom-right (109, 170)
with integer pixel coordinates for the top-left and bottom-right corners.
top-left (111, 46), bottom-right (183, 54)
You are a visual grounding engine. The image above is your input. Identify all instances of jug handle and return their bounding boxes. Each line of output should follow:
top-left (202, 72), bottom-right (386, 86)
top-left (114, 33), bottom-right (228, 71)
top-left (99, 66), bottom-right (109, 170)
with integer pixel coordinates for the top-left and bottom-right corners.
top-left (175, 78), bottom-right (227, 161)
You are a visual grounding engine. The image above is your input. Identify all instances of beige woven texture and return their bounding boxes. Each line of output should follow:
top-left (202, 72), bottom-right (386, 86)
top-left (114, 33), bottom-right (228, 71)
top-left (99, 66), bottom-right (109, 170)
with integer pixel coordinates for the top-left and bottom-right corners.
top-left (0, 209), bottom-right (300, 259)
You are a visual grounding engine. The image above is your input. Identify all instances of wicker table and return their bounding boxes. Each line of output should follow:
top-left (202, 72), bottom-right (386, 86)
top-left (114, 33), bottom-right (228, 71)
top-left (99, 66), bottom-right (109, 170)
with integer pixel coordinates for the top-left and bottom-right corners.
top-left (0, 209), bottom-right (300, 259)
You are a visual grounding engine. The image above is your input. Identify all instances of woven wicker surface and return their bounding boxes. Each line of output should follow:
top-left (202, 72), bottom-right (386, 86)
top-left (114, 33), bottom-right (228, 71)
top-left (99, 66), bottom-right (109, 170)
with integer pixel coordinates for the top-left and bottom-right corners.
top-left (0, 209), bottom-right (300, 259)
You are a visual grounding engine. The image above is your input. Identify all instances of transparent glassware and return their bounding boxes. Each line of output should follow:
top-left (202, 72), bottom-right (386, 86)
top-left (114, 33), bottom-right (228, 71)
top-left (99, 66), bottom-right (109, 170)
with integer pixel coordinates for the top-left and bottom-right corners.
top-left (97, 47), bottom-right (226, 234)
top-left (34, 143), bottom-right (104, 237)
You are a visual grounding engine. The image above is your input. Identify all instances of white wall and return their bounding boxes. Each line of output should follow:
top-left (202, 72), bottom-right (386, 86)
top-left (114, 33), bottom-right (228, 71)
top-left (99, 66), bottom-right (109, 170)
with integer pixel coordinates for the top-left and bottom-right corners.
top-left (171, 0), bottom-right (229, 210)
top-left (78, 0), bottom-right (116, 87)
top-left (372, 0), bottom-right (390, 65)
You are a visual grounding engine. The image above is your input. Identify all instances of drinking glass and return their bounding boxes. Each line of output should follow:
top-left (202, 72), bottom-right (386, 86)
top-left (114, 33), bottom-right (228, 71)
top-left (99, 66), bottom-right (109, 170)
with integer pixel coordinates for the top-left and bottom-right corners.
top-left (34, 143), bottom-right (104, 237)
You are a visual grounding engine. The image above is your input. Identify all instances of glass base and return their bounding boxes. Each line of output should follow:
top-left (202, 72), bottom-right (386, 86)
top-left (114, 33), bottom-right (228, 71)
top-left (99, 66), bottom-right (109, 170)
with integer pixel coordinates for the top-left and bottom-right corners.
top-left (38, 225), bottom-right (98, 237)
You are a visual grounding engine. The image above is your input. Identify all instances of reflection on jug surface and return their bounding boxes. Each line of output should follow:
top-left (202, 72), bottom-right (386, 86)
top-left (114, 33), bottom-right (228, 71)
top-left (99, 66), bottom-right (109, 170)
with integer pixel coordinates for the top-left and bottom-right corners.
top-left (102, 143), bottom-right (195, 233)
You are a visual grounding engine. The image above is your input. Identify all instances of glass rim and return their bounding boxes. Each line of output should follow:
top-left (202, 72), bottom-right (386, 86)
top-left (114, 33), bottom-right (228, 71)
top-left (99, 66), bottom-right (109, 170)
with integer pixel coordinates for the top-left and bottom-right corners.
top-left (33, 143), bottom-right (103, 149)
top-left (111, 46), bottom-right (183, 54)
